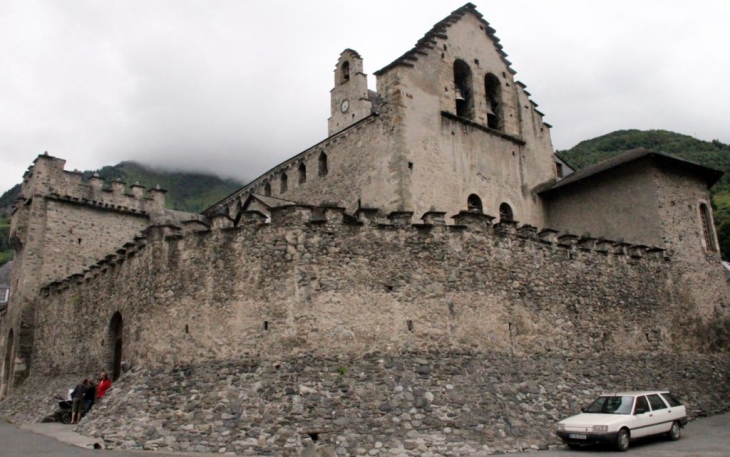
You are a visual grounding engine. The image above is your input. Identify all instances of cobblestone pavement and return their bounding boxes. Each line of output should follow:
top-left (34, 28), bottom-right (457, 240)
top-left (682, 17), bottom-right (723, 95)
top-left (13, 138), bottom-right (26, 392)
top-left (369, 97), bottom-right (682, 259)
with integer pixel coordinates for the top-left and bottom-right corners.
top-left (545, 414), bottom-right (730, 456)
top-left (2, 413), bottom-right (728, 456)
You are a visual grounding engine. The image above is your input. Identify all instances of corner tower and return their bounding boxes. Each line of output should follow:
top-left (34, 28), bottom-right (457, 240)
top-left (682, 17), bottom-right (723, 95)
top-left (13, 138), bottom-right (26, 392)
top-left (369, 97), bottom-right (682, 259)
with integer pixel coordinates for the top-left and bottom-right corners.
top-left (328, 49), bottom-right (373, 136)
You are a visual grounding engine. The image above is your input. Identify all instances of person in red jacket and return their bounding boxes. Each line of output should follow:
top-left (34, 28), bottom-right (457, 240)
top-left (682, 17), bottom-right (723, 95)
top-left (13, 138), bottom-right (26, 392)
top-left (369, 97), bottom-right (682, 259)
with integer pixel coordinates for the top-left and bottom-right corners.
top-left (97, 372), bottom-right (112, 399)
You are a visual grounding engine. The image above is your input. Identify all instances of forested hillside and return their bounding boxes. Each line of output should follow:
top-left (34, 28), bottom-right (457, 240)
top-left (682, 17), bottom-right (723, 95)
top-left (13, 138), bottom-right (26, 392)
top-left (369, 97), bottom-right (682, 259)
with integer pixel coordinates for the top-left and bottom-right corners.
top-left (558, 130), bottom-right (730, 259)
top-left (0, 162), bottom-right (243, 266)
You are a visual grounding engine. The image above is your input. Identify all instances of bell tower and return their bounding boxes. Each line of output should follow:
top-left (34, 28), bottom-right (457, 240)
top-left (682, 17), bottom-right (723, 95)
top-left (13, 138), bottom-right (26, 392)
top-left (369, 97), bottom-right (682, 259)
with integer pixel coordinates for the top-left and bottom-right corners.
top-left (328, 49), bottom-right (372, 136)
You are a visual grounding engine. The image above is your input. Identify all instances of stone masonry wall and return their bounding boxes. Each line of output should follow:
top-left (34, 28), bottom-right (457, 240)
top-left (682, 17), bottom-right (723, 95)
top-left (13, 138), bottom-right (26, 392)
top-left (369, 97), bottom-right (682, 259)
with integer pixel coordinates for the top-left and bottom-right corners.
top-left (3, 205), bottom-right (729, 455)
top-left (28, 205), bottom-right (713, 380)
top-left (1, 352), bottom-right (729, 456)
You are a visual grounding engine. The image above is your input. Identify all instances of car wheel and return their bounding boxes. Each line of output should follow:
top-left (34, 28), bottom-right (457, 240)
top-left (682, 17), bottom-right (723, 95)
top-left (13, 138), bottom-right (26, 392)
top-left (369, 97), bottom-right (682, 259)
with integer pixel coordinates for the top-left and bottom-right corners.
top-left (668, 421), bottom-right (681, 441)
top-left (567, 443), bottom-right (581, 450)
top-left (615, 428), bottom-right (630, 452)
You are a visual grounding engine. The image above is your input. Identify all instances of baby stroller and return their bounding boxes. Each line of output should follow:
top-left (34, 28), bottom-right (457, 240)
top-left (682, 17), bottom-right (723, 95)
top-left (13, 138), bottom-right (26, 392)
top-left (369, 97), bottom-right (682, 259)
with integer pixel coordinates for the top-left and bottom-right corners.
top-left (57, 398), bottom-right (74, 424)
top-left (57, 388), bottom-right (85, 424)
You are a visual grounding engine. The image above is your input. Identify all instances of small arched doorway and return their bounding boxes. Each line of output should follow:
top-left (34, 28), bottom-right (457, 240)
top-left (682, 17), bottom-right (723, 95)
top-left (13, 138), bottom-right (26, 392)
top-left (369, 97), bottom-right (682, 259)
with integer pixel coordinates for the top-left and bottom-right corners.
top-left (1, 329), bottom-right (14, 400)
top-left (108, 313), bottom-right (123, 381)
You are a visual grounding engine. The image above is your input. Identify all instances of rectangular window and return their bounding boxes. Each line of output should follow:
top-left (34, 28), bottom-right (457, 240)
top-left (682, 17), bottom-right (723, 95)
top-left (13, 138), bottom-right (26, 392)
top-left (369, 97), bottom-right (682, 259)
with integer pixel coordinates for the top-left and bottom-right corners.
top-left (556, 162), bottom-right (564, 178)
top-left (0, 288), bottom-right (8, 303)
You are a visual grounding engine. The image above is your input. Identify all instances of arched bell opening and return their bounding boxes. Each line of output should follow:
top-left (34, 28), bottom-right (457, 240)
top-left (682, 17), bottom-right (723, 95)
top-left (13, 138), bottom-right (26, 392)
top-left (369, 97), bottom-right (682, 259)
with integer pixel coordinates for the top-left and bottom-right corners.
top-left (453, 60), bottom-right (474, 119)
top-left (485, 73), bottom-right (503, 131)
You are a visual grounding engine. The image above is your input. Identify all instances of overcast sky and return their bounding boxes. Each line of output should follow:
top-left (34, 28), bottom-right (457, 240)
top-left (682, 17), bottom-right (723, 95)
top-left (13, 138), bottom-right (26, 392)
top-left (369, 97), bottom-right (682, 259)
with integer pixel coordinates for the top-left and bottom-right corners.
top-left (1, 0), bottom-right (729, 194)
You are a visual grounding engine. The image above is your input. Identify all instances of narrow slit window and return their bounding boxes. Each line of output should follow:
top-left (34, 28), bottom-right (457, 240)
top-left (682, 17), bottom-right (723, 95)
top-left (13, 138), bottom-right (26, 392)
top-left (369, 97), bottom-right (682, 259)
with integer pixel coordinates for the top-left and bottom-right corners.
top-left (298, 163), bottom-right (306, 184)
top-left (319, 152), bottom-right (328, 177)
top-left (280, 173), bottom-right (288, 193)
top-left (700, 203), bottom-right (717, 251)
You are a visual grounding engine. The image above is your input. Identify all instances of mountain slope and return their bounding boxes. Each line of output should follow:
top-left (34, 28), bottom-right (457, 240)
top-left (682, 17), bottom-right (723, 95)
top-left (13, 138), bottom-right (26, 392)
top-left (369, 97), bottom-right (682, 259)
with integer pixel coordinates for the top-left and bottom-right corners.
top-left (81, 162), bottom-right (243, 213)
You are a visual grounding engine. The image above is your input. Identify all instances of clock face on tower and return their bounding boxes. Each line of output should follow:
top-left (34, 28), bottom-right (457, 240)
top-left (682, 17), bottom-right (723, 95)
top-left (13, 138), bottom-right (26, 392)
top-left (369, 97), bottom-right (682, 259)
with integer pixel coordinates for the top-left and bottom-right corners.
top-left (340, 100), bottom-right (349, 113)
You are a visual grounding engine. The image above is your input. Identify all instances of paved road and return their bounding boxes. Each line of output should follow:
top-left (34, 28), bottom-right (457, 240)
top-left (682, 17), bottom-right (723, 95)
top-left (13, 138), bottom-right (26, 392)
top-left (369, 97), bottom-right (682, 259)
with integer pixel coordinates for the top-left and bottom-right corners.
top-left (545, 414), bottom-right (730, 456)
top-left (1, 414), bottom-right (728, 456)
top-left (0, 421), bottom-right (218, 457)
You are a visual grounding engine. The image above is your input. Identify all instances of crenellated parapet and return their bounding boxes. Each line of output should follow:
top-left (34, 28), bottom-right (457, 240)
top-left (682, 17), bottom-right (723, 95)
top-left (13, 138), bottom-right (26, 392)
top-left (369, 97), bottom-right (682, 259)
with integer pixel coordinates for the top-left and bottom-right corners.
top-left (40, 204), bottom-right (669, 294)
top-left (15, 153), bottom-right (167, 218)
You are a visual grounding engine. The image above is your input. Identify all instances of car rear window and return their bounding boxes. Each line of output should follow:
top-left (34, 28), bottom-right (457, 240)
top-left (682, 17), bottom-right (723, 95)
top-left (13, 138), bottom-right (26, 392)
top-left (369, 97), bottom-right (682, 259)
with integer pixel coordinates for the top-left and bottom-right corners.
top-left (660, 393), bottom-right (683, 407)
top-left (648, 394), bottom-right (667, 410)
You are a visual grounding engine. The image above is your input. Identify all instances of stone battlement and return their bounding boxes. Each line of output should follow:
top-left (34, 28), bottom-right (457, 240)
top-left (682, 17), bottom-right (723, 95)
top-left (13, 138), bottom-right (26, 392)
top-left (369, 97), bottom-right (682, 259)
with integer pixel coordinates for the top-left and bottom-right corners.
top-left (41, 205), bottom-right (667, 292)
top-left (16, 153), bottom-right (166, 217)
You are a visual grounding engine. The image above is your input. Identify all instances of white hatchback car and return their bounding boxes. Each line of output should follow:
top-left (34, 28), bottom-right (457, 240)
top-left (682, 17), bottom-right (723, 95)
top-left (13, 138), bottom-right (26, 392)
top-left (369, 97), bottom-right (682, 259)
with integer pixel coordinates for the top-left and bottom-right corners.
top-left (556, 391), bottom-right (688, 451)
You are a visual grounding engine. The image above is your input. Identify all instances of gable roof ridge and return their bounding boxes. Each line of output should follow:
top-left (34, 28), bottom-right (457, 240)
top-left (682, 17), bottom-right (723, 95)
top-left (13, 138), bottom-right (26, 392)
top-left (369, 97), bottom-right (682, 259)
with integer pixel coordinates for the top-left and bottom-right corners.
top-left (374, 3), bottom-right (516, 76)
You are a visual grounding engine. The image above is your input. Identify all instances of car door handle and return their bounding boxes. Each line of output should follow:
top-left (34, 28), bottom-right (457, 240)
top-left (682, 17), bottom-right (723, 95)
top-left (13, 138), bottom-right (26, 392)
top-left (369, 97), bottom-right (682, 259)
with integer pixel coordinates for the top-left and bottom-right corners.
top-left (649, 414), bottom-right (653, 417)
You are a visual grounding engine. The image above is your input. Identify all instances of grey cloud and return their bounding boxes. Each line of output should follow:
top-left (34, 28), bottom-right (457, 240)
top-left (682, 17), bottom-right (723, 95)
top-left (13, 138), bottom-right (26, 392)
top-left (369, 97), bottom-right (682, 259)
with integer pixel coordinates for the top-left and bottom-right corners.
top-left (1, 0), bottom-right (729, 193)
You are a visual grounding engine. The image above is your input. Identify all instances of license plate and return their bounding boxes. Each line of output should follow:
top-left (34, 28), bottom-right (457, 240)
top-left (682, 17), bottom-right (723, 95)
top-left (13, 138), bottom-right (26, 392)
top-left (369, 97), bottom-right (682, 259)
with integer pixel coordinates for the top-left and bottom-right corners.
top-left (568, 434), bottom-right (587, 440)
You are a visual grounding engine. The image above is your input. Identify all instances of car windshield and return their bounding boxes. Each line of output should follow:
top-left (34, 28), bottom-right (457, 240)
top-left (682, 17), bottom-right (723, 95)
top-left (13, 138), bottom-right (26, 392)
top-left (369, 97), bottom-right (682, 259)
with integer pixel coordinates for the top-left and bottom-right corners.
top-left (584, 396), bottom-right (634, 414)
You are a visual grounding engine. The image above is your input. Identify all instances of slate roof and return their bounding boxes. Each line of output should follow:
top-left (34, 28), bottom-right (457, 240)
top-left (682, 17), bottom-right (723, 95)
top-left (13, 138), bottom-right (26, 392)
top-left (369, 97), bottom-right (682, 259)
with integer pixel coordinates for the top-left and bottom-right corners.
top-left (246, 193), bottom-right (299, 209)
top-left (538, 148), bottom-right (724, 194)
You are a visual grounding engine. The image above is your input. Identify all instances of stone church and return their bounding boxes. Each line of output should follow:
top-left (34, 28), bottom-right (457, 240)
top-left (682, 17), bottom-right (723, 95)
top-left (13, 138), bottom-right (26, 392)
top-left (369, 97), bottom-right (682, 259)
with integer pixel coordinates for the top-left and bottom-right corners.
top-left (0, 6), bottom-right (727, 443)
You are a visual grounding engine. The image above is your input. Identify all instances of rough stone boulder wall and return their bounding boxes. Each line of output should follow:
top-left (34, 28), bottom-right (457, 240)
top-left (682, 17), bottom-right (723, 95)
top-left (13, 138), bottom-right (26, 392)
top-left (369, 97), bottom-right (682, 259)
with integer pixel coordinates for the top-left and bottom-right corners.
top-left (55, 352), bottom-right (730, 456)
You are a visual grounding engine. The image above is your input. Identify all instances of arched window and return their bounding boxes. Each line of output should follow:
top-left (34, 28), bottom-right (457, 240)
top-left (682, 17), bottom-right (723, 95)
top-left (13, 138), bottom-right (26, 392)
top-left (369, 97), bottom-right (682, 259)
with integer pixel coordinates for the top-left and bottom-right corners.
top-left (280, 173), bottom-right (288, 193)
top-left (467, 194), bottom-right (483, 213)
top-left (319, 152), bottom-right (328, 177)
top-left (499, 203), bottom-right (513, 221)
top-left (264, 181), bottom-right (271, 197)
top-left (485, 73), bottom-right (503, 131)
top-left (700, 203), bottom-right (717, 251)
top-left (298, 163), bottom-right (306, 184)
top-left (342, 61), bottom-right (350, 83)
top-left (453, 60), bottom-right (474, 119)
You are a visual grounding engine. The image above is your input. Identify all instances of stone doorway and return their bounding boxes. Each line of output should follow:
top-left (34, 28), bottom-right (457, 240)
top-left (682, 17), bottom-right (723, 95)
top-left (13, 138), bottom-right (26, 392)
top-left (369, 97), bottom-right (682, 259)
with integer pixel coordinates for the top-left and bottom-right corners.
top-left (108, 312), bottom-right (123, 381)
top-left (1, 329), bottom-right (14, 400)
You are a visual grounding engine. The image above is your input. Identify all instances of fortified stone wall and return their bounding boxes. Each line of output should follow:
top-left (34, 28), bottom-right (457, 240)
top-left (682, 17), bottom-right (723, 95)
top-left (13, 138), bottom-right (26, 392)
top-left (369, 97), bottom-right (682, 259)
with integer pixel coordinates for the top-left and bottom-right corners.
top-left (26, 204), bottom-right (717, 381)
top-left (0, 153), bottom-right (197, 398)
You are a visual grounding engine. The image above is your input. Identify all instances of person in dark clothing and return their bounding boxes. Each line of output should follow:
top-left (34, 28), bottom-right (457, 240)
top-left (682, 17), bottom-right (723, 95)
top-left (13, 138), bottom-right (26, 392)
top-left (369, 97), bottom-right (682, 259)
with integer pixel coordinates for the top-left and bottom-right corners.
top-left (70, 379), bottom-right (87, 424)
top-left (84, 379), bottom-right (97, 414)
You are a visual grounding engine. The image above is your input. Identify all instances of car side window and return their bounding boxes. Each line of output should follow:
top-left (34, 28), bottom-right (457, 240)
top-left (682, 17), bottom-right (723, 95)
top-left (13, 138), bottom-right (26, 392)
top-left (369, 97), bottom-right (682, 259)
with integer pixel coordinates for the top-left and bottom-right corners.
top-left (661, 393), bottom-right (683, 407)
top-left (634, 396), bottom-right (650, 414)
top-left (648, 394), bottom-right (667, 410)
